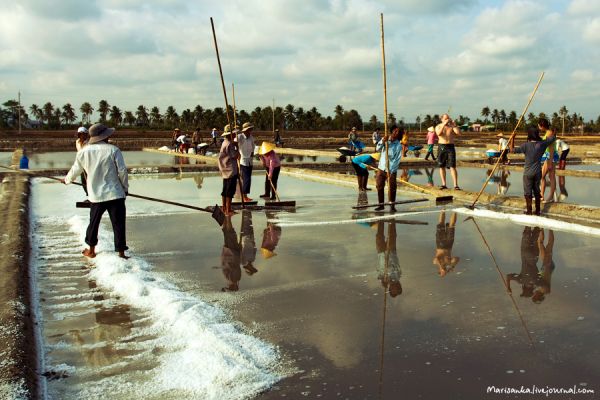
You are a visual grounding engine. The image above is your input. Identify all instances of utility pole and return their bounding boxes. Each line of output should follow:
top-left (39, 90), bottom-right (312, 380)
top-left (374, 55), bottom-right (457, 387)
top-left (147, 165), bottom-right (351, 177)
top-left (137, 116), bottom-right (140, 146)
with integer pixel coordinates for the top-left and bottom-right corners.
top-left (18, 91), bottom-right (22, 134)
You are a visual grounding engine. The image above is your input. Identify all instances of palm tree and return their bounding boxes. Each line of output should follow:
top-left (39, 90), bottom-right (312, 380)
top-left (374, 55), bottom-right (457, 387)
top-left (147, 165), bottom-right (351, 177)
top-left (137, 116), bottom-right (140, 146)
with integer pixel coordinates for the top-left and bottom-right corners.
top-left (98, 100), bottom-right (110, 122)
top-left (52, 108), bottom-right (62, 129)
top-left (193, 105), bottom-right (204, 128)
top-left (29, 104), bottom-right (42, 122)
top-left (508, 111), bottom-right (517, 130)
top-left (42, 102), bottom-right (54, 126)
top-left (491, 109), bottom-right (500, 128)
top-left (165, 106), bottom-right (178, 128)
top-left (499, 109), bottom-right (506, 128)
top-left (559, 105), bottom-right (568, 134)
top-left (150, 106), bottom-right (161, 128)
top-left (61, 103), bottom-right (77, 126)
top-left (136, 105), bottom-right (149, 127)
top-left (80, 102), bottom-right (94, 124)
top-left (181, 108), bottom-right (192, 129)
top-left (333, 105), bottom-right (344, 130)
top-left (527, 112), bottom-right (537, 126)
top-left (124, 111), bottom-right (135, 126)
top-left (481, 106), bottom-right (490, 123)
top-left (387, 112), bottom-right (396, 127)
top-left (109, 105), bottom-right (122, 126)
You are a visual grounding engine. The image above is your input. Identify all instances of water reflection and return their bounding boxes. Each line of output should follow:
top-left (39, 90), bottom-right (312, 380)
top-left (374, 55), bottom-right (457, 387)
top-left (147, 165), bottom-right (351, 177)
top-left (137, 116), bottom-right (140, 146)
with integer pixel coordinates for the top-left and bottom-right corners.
top-left (507, 227), bottom-right (555, 303)
top-left (241, 210), bottom-right (257, 275)
top-left (220, 217), bottom-right (242, 292)
top-left (375, 221), bottom-right (402, 297)
top-left (433, 211), bottom-right (460, 277)
top-left (261, 212), bottom-right (282, 260)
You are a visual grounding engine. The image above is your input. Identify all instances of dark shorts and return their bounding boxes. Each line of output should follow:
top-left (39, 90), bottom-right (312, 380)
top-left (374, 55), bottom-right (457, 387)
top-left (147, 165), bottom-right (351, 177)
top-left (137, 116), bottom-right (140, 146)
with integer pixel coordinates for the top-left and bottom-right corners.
top-left (352, 162), bottom-right (369, 177)
top-left (523, 172), bottom-right (541, 198)
top-left (438, 144), bottom-right (456, 169)
top-left (221, 175), bottom-right (238, 198)
top-left (559, 149), bottom-right (569, 161)
top-left (436, 223), bottom-right (455, 249)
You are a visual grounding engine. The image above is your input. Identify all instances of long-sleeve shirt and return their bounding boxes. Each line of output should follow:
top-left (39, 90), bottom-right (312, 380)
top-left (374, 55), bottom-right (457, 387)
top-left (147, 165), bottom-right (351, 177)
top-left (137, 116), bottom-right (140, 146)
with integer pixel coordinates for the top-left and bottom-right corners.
top-left (237, 133), bottom-right (255, 167)
top-left (513, 137), bottom-right (556, 176)
top-left (260, 151), bottom-right (281, 177)
top-left (65, 142), bottom-right (128, 202)
top-left (376, 139), bottom-right (402, 173)
top-left (351, 154), bottom-right (376, 170)
top-left (218, 139), bottom-right (239, 178)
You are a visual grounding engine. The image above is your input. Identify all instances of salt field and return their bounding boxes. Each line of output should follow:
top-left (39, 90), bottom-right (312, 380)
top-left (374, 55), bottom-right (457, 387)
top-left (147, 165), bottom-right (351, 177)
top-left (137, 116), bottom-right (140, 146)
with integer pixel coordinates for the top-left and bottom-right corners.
top-left (24, 151), bottom-right (189, 169)
top-left (30, 172), bottom-right (600, 399)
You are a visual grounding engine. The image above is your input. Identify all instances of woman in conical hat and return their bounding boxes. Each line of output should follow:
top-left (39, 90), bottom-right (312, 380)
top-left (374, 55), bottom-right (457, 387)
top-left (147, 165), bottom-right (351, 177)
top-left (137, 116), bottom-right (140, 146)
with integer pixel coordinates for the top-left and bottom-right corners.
top-left (257, 142), bottom-right (281, 200)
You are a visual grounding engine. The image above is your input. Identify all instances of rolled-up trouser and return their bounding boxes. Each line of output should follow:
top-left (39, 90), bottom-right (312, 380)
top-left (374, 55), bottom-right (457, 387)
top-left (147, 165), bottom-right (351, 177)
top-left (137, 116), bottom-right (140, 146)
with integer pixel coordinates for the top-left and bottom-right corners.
top-left (85, 198), bottom-right (128, 252)
top-left (240, 164), bottom-right (253, 194)
top-left (523, 172), bottom-right (541, 199)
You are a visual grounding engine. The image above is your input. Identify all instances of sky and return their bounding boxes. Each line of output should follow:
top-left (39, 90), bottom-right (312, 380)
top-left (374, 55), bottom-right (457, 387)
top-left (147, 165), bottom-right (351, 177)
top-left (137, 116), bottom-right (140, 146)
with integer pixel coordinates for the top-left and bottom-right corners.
top-left (1, 0), bottom-right (599, 122)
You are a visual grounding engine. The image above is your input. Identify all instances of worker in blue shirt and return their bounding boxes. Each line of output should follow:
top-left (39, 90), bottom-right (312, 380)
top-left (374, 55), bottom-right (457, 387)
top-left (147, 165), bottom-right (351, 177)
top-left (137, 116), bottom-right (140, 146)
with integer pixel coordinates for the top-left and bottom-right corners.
top-left (375, 125), bottom-right (403, 211)
top-left (351, 152), bottom-right (380, 192)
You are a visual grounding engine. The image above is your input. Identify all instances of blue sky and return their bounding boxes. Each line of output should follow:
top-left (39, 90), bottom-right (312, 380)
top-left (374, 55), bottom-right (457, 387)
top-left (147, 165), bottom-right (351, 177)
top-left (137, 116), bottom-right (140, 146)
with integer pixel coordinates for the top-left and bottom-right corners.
top-left (1, 0), bottom-right (598, 122)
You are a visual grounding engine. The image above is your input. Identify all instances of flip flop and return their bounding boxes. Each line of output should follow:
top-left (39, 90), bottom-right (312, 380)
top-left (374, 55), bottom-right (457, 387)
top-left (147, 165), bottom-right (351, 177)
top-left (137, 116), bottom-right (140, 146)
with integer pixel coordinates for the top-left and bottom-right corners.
top-left (439, 185), bottom-right (448, 190)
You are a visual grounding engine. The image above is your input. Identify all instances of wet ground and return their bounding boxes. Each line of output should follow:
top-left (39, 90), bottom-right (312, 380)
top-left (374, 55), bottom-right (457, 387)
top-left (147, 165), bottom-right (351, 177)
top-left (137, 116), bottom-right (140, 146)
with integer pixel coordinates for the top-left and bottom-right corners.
top-left (400, 166), bottom-right (600, 207)
top-left (24, 151), bottom-right (185, 169)
top-left (31, 172), bottom-right (599, 399)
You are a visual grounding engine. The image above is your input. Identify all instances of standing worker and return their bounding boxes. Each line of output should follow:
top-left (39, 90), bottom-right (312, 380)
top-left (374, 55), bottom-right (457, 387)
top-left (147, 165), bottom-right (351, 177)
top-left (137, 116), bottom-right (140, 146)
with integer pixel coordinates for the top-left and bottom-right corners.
top-left (510, 127), bottom-right (555, 215)
top-left (171, 128), bottom-right (180, 151)
top-left (424, 126), bottom-right (437, 161)
top-left (401, 129), bottom-right (409, 157)
top-left (372, 127), bottom-right (381, 147)
top-left (555, 137), bottom-right (570, 170)
top-left (435, 114), bottom-right (461, 190)
top-left (351, 153), bottom-right (380, 192)
top-left (237, 122), bottom-right (255, 202)
top-left (374, 125), bottom-right (402, 211)
top-left (496, 133), bottom-right (510, 164)
top-left (539, 118), bottom-right (556, 203)
top-left (191, 128), bottom-right (201, 154)
top-left (274, 129), bottom-right (283, 147)
top-left (211, 127), bottom-right (219, 148)
top-left (218, 125), bottom-right (240, 216)
top-left (63, 123), bottom-right (129, 259)
top-left (258, 142), bottom-right (281, 200)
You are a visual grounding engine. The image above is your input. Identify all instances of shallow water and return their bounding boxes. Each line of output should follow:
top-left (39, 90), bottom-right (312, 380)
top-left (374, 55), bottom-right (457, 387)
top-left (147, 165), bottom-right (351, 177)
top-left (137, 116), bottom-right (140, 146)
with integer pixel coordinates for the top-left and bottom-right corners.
top-left (31, 173), bottom-right (600, 399)
top-left (401, 166), bottom-right (600, 207)
top-left (25, 151), bottom-right (188, 169)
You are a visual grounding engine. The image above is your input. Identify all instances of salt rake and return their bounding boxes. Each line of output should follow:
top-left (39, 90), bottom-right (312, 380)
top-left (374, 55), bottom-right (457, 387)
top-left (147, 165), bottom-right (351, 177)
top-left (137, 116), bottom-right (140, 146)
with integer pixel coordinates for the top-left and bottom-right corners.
top-left (0, 166), bottom-right (226, 226)
top-left (266, 176), bottom-right (296, 207)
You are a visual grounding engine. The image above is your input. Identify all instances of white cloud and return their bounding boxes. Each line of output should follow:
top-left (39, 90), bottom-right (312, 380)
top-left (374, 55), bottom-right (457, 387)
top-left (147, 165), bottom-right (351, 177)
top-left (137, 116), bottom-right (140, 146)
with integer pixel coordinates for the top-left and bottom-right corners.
top-left (570, 69), bottom-right (595, 81)
top-left (567, 0), bottom-right (600, 16)
top-left (471, 34), bottom-right (536, 56)
top-left (582, 17), bottom-right (600, 43)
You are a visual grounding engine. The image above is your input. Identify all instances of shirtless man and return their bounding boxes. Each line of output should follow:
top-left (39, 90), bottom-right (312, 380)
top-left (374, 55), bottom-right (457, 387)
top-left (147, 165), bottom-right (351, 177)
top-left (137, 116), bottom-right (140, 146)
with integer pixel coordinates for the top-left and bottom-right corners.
top-left (435, 114), bottom-right (461, 190)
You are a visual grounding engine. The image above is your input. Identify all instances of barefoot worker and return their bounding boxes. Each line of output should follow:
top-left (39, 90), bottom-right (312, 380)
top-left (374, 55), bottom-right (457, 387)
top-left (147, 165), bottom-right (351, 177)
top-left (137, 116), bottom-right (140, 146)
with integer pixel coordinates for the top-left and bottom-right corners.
top-left (351, 152), bottom-right (380, 192)
top-left (374, 125), bottom-right (402, 211)
top-left (435, 114), bottom-right (461, 190)
top-left (510, 127), bottom-right (555, 215)
top-left (63, 123), bottom-right (129, 259)
top-left (539, 118), bottom-right (556, 203)
top-left (218, 125), bottom-right (240, 216)
top-left (237, 122), bottom-right (255, 202)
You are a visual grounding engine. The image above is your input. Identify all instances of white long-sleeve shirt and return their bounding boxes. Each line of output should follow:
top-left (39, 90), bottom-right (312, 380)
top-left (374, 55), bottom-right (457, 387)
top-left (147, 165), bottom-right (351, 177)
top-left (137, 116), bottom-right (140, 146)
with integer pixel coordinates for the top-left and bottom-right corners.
top-left (65, 142), bottom-right (128, 202)
top-left (237, 133), bottom-right (255, 166)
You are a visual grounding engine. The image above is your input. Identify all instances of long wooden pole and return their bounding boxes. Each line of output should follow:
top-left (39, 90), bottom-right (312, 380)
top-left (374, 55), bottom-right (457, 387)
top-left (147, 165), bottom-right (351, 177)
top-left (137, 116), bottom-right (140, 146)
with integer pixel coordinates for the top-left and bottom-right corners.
top-left (272, 98), bottom-right (275, 137)
top-left (210, 17), bottom-right (231, 126)
top-left (232, 83), bottom-right (237, 129)
top-left (469, 72), bottom-right (545, 209)
top-left (380, 13), bottom-right (392, 206)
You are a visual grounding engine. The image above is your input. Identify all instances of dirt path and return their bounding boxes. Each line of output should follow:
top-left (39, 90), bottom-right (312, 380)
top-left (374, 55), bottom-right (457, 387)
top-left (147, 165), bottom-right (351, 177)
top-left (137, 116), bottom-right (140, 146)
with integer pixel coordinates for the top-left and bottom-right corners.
top-left (0, 174), bottom-right (38, 399)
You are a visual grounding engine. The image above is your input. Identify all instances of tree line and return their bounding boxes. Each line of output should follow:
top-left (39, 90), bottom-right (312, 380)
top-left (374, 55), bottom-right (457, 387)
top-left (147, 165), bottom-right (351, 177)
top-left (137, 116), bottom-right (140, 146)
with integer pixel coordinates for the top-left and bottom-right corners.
top-left (1, 99), bottom-right (599, 134)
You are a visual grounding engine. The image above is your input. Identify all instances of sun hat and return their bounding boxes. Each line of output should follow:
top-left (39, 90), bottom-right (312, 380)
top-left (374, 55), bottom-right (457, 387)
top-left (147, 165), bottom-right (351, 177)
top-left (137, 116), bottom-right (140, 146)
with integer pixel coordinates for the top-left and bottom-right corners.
top-left (370, 152), bottom-right (381, 161)
top-left (242, 122), bottom-right (254, 132)
top-left (87, 123), bottom-right (115, 144)
top-left (77, 126), bottom-right (88, 134)
top-left (261, 248), bottom-right (276, 259)
top-left (427, 126), bottom-right (434, 132)
top-left (174, 128), bottom-right (180, 131)
top-left (258, 141), bottom-right (276, 155)
top-left (496, 133), bottom-right (504, 138)
top-left (221, 124), bottom-right (232, 136)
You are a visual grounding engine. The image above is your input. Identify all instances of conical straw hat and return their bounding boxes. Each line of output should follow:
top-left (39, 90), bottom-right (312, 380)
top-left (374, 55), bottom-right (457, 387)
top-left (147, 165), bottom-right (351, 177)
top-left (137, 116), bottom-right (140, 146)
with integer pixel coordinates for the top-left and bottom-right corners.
top-left (258, 141), bottom-right (277, 155)
top-left (261, 248), bottom-right (276, 259)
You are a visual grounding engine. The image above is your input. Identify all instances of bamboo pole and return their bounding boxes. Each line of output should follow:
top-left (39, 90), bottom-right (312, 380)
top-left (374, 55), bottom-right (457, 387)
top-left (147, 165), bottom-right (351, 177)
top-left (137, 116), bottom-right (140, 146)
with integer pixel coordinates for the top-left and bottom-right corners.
top-left (380, 13), bottom-right (392, 206)
top-left (232, 83), bottom-right (237, 129)
top-left (469, 72), bottom-right (545, 209)
top-left (210, 17), bottom-right (232, 126)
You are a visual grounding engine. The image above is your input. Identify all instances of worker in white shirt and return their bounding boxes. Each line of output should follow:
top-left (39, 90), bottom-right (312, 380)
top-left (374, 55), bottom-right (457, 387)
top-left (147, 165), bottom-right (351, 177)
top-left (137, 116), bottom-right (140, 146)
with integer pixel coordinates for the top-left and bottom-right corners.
top-left (64, 123), bottom-right (129, 259)
top-left (496, 133), bottom-right (510, 165)
top-left (237, 122), bottom-right (255, 202)
top-left (555, 138), bottom-right (570, 170)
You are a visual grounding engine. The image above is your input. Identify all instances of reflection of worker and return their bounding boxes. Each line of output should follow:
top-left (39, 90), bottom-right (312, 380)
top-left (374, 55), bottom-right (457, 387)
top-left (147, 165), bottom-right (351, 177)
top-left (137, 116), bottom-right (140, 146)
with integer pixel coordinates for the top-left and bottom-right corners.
top-left (433, 211), bottom-right (460, 277)
top-left (533, 229), bottom-right (555, 303)
top-left (425, 168), bottom-right (435, 187)
top-left (375, 221), bottom-right (402, 297)
top-left (558, 175), bottom-right (568, 202)
top-left (221, 217), bottom-right (241, 291)
top-left (498, 169), bottom-right (510, 195)
top-left (507, 226), bottom-right (541, 299)
top-left (261, 212), bottom-right (282, 259)
top-left (241, 210), bottom-right (257, 275)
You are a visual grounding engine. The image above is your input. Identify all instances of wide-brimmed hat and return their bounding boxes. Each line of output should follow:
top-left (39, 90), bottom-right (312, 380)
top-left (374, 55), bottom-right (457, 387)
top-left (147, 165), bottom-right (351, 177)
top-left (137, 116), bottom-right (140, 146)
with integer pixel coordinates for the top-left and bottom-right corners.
top-left (258, 141), bottom-right (276, 155)
top-left (88, 123), bottom-right (115, 144)
top-left (221, 124), bottom-right (232, 136)
top-left (370, 152), bottom-right (381, 161)
top-left (77, 126), bottom-right (88, 134)
top-left (496, 133), bottom-right (504, 138)
top-left (174, 128), bottom-right (180, 131)
top-left (261, 248), bottom-right (276, 259)
top-left (242, 122), bottom-right (254, 132)
top-left (427, 126), bottom-right (434, 132)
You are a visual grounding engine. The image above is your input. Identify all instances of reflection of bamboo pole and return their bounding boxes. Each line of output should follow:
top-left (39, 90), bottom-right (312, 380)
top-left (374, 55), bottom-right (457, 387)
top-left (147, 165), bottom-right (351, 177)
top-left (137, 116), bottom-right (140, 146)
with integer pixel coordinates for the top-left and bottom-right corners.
top-left (380, 13), bottom-right (391, 204)
top-left (470, 72), bottom-right (544, 208)
top-left (378, 222), bottom-right (391, 399)
top-left (466, 217), bottom-right (535, 348)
